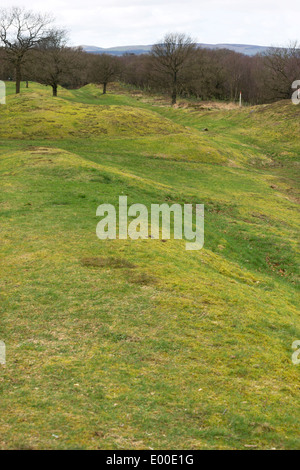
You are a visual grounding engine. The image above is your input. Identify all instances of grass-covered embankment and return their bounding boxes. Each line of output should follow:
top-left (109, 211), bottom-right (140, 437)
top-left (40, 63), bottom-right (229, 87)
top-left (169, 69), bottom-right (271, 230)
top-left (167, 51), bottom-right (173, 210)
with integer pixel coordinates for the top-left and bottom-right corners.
top-left (0, 82), bottom-right (299, 449)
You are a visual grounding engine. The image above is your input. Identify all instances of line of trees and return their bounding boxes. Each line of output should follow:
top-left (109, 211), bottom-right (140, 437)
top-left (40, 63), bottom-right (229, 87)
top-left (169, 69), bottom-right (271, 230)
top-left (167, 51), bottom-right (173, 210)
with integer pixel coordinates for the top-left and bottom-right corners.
top-left (120, 35), bottom-right (300, 105)
top-left (0, 7), bottom-right (299, 104)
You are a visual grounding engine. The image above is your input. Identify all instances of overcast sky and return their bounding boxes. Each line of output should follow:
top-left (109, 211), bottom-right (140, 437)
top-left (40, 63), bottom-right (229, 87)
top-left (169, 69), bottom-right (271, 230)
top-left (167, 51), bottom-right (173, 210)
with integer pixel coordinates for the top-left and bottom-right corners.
top-left (2, 0), bottom-right (298, 48)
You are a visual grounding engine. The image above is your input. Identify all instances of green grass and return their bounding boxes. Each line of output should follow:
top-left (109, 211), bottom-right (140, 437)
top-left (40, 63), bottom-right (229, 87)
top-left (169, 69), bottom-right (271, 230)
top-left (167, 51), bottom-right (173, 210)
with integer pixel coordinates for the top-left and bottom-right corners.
top-left (0, 81), bottom-right (299, 449)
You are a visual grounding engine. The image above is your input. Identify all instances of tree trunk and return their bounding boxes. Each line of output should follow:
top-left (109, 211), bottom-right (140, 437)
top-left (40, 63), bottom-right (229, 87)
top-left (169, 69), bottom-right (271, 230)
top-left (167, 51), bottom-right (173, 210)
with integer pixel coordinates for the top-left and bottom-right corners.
top-left (171, 71), bottom-right (177, 105)
top-left (15, 62), bottom-right (21, 94)
top-left (103, 82), bottom-right (107, 94)
top-left (26, 81), bottom-right (29, 88)
top-left (171, 89), bottom-right (177, 105)
top-left (52, 84), bottom-right (58, 97)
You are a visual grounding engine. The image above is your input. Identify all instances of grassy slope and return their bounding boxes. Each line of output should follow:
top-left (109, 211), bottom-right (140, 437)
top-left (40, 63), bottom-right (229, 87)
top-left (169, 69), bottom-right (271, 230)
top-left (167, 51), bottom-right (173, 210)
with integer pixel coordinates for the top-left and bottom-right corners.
top-left (0, 82), bottom-right (299, 450)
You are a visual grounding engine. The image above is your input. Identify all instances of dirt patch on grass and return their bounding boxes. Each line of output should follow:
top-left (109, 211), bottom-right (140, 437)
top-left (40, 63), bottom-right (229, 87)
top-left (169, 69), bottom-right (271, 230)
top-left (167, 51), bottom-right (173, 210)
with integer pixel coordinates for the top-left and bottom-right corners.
top-left (26, 146), bottom-right (60, 155)
top-left (81, 256), bottom-right (136, 269)
top-left (126, 271), bottom-right (158, 286)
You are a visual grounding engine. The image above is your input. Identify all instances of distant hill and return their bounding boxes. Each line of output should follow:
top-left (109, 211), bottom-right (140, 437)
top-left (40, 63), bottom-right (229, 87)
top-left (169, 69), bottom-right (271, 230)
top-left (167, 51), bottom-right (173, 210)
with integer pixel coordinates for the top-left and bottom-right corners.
top-left (81, 43), bottom-right (271, 56)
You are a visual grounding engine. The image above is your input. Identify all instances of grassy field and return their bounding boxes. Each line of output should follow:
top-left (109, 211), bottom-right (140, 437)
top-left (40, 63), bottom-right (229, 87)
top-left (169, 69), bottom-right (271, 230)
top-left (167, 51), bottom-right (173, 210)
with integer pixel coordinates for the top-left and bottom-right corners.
top-left (0, 81), bottom-right (299, 449)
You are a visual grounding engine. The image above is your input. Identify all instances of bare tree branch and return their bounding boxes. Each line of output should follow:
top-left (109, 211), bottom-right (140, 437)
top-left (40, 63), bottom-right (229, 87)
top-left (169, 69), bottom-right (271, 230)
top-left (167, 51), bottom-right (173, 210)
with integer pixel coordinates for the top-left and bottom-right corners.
top-left (0, 6), bottom-right (54, 93)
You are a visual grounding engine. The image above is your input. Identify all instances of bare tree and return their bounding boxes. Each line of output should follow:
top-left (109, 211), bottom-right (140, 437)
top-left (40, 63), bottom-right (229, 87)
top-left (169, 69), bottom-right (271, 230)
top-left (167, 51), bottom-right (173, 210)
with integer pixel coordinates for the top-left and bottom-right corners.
top-left (263, 42), bottom-right (300, 101)
top-left (31, 29), bottom-right (83, 97)
top-left (89, 53), bottom-right (120, 94)
top-left (151, 33), bottom-right (196, 104)
top-left (0, 6), bottom-right (53, 93)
